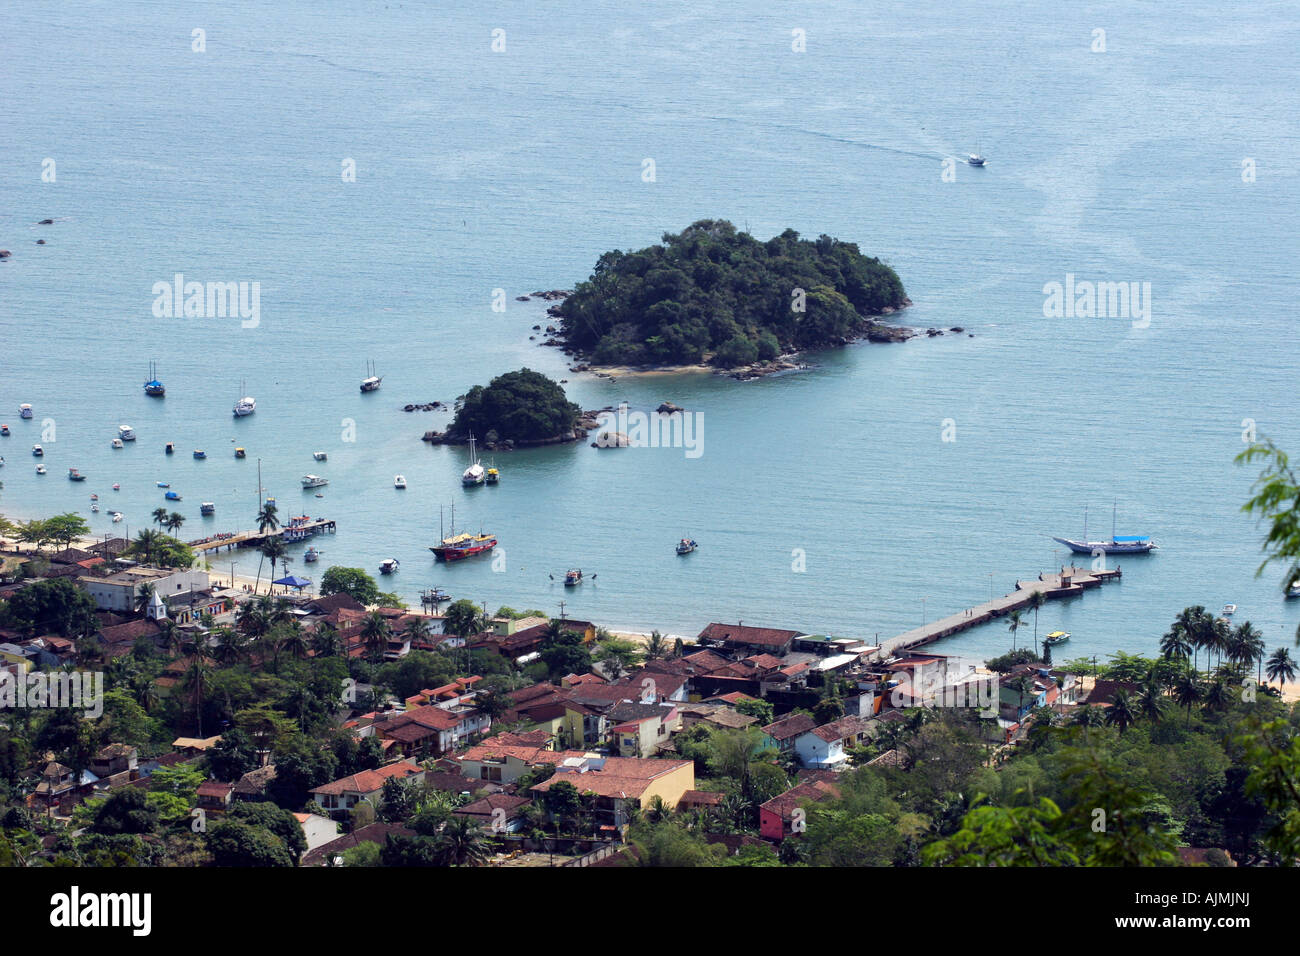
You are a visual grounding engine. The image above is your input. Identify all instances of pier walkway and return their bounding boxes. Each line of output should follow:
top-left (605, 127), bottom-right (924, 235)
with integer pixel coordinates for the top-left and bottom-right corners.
top-left (188, 518), bottom-right (336, 553)
top-left (874, 566), bottom-right (1121, 660)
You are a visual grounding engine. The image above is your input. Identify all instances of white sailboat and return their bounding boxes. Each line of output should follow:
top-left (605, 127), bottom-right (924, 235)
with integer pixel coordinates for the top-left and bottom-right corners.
top-left (360, 359), bottom-right (382, 393)
top-left (462, 433), bottom-right (485, 486)
top-left (233, 379), bottom-right (256, 417)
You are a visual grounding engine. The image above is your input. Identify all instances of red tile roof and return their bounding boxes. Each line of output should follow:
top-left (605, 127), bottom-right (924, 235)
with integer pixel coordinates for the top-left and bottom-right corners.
top-left (309, 760), bottom-right (423, 797)
top-left (698, 623), bottom-right (800, 649)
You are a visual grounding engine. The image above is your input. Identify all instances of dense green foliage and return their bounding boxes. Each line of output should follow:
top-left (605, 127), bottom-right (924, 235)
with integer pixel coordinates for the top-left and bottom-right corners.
top-left (448, 368), bottom-right (581, 443)
top-left (555, 220), bottom-right (907, 366)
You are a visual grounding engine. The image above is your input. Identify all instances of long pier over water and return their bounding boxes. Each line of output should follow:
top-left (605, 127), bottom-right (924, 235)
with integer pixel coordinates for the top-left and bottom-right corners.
top-left (187, 518), bottom-right (336, 553)
top-left (875, 565), bottom-right (1122, 660)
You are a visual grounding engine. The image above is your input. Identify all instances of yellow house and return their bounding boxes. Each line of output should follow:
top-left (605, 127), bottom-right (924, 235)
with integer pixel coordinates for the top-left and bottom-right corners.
top-left (530, 755), bottom-right (695, 827)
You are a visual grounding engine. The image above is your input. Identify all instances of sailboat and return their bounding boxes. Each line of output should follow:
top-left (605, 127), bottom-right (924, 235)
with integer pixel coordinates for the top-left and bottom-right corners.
top-left (360, 359), bottom-right (382, 393)
top-left (1052, 503), bottom-right (1157, 555)
top-left (430, 504), bottom-right (496, 561)
top-left (461, 433), bottom-right (485, 486)
top-left (233, 379), bottom-right (256, 417)
top-left (967, 143), bottom-right (986, 166)
top-left (143, 360), bottom-right (165, 397)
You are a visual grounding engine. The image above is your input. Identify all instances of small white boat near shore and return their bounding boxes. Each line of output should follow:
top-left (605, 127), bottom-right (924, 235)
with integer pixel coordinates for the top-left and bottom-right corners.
top-left (394, 474), bottom-right (407, 489)
top-left (301, 474), bottom-right (328, 489)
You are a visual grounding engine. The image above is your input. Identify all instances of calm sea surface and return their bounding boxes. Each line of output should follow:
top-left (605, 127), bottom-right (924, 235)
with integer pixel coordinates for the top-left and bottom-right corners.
top-left (2, 1), bottom-right (1299, 664)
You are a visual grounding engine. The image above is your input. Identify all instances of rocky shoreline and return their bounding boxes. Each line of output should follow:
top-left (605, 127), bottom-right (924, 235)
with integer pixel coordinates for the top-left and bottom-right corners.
top-left (531, 295), bottom-right (969, 379)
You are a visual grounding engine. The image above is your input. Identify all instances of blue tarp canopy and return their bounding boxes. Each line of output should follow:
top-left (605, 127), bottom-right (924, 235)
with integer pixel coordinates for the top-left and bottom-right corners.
top-left (1112, 535), bottom-right (1150, 541)
top-left (273, 575), bottom-right (312, 588)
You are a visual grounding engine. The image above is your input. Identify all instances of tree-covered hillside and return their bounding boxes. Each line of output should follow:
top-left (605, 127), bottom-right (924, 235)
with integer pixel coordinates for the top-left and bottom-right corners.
top-left (554, 220), bottom-right (907, 367)
top-left (448, 368), bottom-right (582, 444)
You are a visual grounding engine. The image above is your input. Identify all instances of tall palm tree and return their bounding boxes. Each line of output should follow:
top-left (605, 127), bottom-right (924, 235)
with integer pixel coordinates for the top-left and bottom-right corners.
top-left (1265, 647), bottom-right (1298, 687)
top-left (151, 507), bottom-right (169, 530)
top-left (1232, 622), bottom-right (1266, 684)
top-left (403, 615), bottom-right (432, 646)
top-left (361, 612), bottom-right (391, 665)
top-left (1136, 680), bottom-right (1165, 723)
top-left (181, 654), bottom-right (212, 737)
top-left (1207, 617), bottom-right (1232, 671)
top-left (1159, 627), bottom-right (1192, 674)
top-left (1172, 605), bottom-right (1210, 674)
top-left (1009, 674), bottom-right (1034, 720)
top-left (253, 502), bottom-right (281, 591)
top-left (1172, 672), bottom-right (1203, 725)
top-left (1026, 591), bottom-right (1046, 656)
top-left (1103, 690), bottom-right (1136, 735)
top-left (1007, 610), bottom-right (1025, 652)
top-left (166, 512), bottom-right (186, 536)
top-left (434, 815), bottom-right (491, 866)
top-left (129, 528), bottom-right (162, 564)
top-left (259, 536), bottom-right (287, 594)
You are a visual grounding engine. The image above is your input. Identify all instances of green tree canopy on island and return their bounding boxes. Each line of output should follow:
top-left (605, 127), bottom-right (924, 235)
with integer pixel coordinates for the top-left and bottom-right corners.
top-left (449, 368), bottom-right (582, 443)
top-left (555, 219), bottom-right (907, 367)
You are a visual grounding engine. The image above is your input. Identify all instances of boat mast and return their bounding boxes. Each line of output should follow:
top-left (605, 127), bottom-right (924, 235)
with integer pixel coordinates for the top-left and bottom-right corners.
top-left (1112, 501), bottom-right (1117, 543)
top-left (1083, 504), bottom-right (1088, 543)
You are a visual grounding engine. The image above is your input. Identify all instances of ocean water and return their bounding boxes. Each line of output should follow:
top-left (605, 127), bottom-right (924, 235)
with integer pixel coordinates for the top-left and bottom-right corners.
top-left (2, 1), bottom-right (1299, 664)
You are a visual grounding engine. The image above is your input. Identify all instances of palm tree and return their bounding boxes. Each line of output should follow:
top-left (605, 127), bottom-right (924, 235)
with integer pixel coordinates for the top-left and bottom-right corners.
top-left (1103, 690), bottom-right (1136, 735)
top-left (644, 630), bottom-right (669, 661)
top-left (1231, 622), bottom-right (1266, 684)
top-left (1026, 591), bottom-right (1046, 656)
top-left (403, 615), bottom-right (432, 646)
top-left (1207, 617), bottom-right (1231, 671)
top-left (129, 528), bottom-right (162, 564)
top-left (1172, 672), bottom-right (1203, 725)
top-left (151, 507), bottom-right (169, 530)
top-left (259, 536), bottom-right (287, 593)
top-left (1172, 605), bottom-right (1210, 674)
top-left (1136, 681), bottom-right (1165, 723)
top-left (361, 612), bottom-right (391, 665)
top-left (1159, 627), bottom-right (1192, 673)
top-left (181, 654), bottom-right (212, 737)
top-left (166, 512), bottom-right (186, 536)
top-left (1009, 674), bottom-right (1034, 720)
top-left (1204, 678), bottom-right (1232, 712)
top-left (253, 502), bottom-right (281, 590)
top-left (312, 622), bottom-right (341, 658)
top-left (1265, 647), bottom-right (1298, 688)
top-left (133, 583), bottom-right (157, 616)
top-left (434, 815), bottom-right (491, 866)
top-left (1007, 610), bottom-right (1025, 652)
top-left (280, 623), bottom-right (309, 660)
top-left (210, 625), bottom-right (244, 665)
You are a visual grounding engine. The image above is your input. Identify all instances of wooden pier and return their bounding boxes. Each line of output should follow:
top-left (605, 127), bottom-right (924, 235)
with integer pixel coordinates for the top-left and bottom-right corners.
top-left (188, 518), bottom-right (336, 553)
top-left (874, 565), bottom-right (1122, 660)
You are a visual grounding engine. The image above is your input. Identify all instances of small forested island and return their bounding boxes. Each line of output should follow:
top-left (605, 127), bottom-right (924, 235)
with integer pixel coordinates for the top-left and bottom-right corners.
top-left (424, 368), bottom-right (586, 447)
top-left (552, 219), bottom-right (911, 368)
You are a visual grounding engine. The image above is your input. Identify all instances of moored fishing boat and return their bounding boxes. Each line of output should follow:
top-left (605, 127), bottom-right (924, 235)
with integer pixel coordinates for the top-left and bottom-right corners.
top-left (301, 474), bottom-right (328, 489)
top-left (304, 547), bottom-right (320, 563)
top-left (68, 468), bottom-right (86, 482)
top-left (112, 438), bottom-right (124, 448)
top-left (164, 490), bottom-right (181, 501)
top-left (394, 474), bottom-right (407, 489)
top-left (1044, 630), bottom-right (1070, 646)
top-left (485, 461), bottom-right (500, 484)
top-left (0, 424), bottom-right (9, 436)
top-left (564, 568), bottom-right (583, 586)
top-left (35, 464), bottom-right (46, 474)
top-left (235, 447), bottom-right (247, 459)
top-left (32, 444), bottom-right (43, 457)
top-left (193, 449), bottom-right (206, 459)
top-left (676, 537), bottom-right (698, 555)
top-left (360, 359), bottom-right (382, 393)
top-left (379, 558), bottom-right (400, 575)
top-left (118, 424), bottom-right (136, 441)
top-left (19, 404), bottom-right (33, 420)
top-left (200, 502), bottom-right (215, 515)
